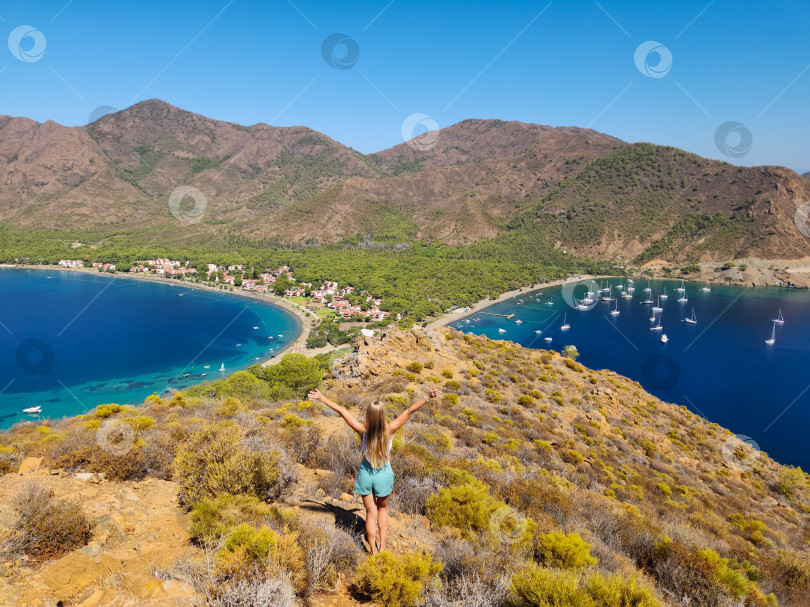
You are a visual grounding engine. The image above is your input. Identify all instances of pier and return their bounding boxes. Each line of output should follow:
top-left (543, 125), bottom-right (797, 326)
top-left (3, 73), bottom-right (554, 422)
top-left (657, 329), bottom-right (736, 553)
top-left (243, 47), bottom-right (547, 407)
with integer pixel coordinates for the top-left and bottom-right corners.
top-left (479, 312), bottom-right (515, 319)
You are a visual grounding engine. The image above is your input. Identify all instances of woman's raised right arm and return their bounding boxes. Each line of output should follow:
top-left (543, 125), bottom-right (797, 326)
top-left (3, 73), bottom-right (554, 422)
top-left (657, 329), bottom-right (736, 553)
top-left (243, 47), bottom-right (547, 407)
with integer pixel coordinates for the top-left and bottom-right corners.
top-left (307, 388), bottom-right (365, 435)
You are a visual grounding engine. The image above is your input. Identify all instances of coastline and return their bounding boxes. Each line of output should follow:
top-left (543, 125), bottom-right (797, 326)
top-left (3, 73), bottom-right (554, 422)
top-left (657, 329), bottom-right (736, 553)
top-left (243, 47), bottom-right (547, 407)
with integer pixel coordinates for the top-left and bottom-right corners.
top-left (0, 264), bottom-right (314, 367)
top-left (426, 275), bottom-right (598, 329)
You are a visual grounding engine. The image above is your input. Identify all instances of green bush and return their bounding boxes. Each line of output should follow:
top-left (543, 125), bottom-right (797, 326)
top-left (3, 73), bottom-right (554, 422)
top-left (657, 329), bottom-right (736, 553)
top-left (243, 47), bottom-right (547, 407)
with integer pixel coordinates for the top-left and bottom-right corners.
top-left (508, 564), bottom-right (587, 607)
top-left (508, 563), bottom-right (663, 607)
top-left (534, 530), bottom-right (597, 570)
top-left (189, 493), bottom-right (287, 541)
top-left (407, 361), bottom-right (424, 374)
top-left (355, 551), bottom-right (441, 607)
top-left (426, 478), bottom-right (503, 537)
top-left (486, 389), bottom-right (503, 403)
top-left (174, 421), bottom-right (282, 505)
top-left (583, 571), bottom-right (662, 606)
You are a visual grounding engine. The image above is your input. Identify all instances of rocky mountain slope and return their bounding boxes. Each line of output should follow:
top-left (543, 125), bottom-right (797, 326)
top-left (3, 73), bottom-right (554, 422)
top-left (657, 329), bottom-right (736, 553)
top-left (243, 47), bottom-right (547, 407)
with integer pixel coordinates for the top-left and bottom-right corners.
top-left (1, 100), bottom-right (809, 261)
top-left (0, 327), bottom-right (807, 606)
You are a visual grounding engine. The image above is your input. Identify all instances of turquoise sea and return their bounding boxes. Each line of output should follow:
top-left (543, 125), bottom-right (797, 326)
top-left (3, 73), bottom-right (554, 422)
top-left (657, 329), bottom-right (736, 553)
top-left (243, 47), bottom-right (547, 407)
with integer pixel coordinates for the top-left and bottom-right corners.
top-left (447, 278), bottom-right (810, 471)
top-left (0, 269), bottom-right (300, 428)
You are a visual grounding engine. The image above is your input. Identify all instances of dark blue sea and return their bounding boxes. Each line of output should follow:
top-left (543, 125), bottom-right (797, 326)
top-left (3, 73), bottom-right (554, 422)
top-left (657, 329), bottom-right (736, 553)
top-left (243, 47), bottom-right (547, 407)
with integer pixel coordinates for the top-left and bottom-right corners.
top-left (447, 278), bottom-right (810, 471)
top-left (0, 269), bottom-right (300, 428)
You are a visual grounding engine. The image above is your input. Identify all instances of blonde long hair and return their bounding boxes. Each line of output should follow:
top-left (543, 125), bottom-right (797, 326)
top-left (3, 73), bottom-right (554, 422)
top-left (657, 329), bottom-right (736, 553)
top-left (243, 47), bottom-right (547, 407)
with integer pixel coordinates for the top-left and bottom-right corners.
top-left (364, 400), bottom-right (390, 469)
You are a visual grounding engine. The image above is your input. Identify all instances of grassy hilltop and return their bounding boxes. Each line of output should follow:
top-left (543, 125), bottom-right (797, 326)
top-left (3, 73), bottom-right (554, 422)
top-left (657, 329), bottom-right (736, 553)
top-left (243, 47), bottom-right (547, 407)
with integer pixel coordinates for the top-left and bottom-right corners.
top-left (0, 327), bottom-right (808, 606)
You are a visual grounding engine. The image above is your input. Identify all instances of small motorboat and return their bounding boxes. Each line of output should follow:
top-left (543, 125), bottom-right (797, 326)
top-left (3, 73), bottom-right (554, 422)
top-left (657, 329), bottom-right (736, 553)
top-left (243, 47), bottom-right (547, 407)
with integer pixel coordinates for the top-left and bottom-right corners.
top-left (203, 365), bottom-right (210, 369)
top-left (253, 326), bottom-right (259, 330)
top-left (515, 319), bottom-right (522, 324)
top-left (544, 337), bottom-right (552, 342)
top-left (534, 329), bottom-right (542, 334)
top-left (498, 328), bottom-right (507, 334)
top-left (660, 334), bottom-right (669, 343)
top-left (23, 406), bottom-right (42, 414)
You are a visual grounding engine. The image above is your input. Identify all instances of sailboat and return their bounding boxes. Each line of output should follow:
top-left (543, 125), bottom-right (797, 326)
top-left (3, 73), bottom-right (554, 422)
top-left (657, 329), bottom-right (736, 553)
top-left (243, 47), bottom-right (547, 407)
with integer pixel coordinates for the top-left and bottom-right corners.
top-left (683, 308), bottom-right (697, 324)
top-left (652, 295), bottom-right (663, 313)
top-left (700, 285), bottom-right (710, 292)
top-left (773, 309), bottom-right (784, 325)
top-left (677, 288), bottom-right (688, 303)
top-left (650, 318), bottom-right (663, 331)
top-left (219, 363), bottom-right (225, 371)
top-left (659, 288), bottom-right (668, 300)
top-left (765, 322), bottom-right (776, 345)
top-left (609, 299), bottom-right (620, 316)
top-left (676, 280), bottom-right (685, 293)
top-left (560, 313), bottom-right (570, 331)
top-left (643, 282), bottom-right (652, 294)
top-left (601, 287), bottom-right (615, 302)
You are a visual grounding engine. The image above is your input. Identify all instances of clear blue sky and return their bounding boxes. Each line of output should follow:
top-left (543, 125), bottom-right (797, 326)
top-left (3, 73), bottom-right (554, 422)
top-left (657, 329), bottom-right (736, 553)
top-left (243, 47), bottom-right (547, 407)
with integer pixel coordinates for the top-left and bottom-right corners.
top-left (1, 0), bottom-right (808, 171)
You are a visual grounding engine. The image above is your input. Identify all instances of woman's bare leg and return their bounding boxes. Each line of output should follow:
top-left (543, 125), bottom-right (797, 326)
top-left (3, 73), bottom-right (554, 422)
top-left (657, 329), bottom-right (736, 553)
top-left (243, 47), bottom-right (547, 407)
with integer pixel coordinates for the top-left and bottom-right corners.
top-left (375, 494), bottom-right (390, 552)
top-left (362, 494), bottom-right (378, 554)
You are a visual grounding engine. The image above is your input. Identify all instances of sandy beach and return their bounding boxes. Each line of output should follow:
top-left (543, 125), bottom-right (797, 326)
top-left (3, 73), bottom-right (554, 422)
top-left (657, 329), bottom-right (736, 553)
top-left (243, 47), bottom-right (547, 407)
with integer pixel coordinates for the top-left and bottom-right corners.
top-left (426, 275), bottom-right (598, 329)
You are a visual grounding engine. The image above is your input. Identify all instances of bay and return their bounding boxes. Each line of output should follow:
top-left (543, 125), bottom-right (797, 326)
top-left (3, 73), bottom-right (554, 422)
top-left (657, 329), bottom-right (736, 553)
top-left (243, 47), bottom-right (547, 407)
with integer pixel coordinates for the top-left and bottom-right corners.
top-left (0, 269), bottom-right (300, 427)
top-left (447, 278), bottom-right (810, 470)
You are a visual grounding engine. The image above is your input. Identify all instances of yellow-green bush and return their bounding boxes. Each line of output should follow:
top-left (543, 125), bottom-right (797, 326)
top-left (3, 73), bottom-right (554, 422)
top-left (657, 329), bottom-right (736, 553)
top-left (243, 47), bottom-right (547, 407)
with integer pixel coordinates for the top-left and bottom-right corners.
top-left (280, 412), bottom-right (313, 428)
top-left (508, 563), bottom-right (663, 607)
top-left (355, 551), bottom-right (441, 607)
top-left (486, 389), bottom-right (503, 403)
top-left (92, 404), bottom-right (122, 418)
top-left (508, 564), bottom-right (587, 607)
top-left (174, 421), bottom-right (282, 505)
top-left (534, 530), bottom-right (597, 570)
top-left (426, 478), bottom-right (504, 538)
top-left (407, 361), bottom-right (424, 374)
top-left (215, 524), bottom-right (277, 579)
top-left (189, 493), bottom-right (288, 541)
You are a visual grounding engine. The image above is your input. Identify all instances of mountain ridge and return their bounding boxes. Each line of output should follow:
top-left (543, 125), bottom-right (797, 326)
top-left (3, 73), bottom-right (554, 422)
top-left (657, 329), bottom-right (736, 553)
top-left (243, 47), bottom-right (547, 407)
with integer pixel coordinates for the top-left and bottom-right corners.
top-left (1, 99), bottom-right (809, 262)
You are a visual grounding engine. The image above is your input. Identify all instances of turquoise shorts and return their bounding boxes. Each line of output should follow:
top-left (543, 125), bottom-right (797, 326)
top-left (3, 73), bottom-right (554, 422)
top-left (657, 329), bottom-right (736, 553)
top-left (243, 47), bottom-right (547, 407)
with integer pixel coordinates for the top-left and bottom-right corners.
top-left (354, 460), bottom-right (394, 497)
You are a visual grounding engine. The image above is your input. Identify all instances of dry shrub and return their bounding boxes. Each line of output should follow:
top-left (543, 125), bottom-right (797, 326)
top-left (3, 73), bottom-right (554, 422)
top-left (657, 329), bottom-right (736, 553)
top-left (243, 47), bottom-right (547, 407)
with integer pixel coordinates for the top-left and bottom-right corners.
top-left (2, 480), bottom-right (93, 559)
top-left (269, 531), bottom-right (308, 595)
top-left (314, 431), bottom-right (360, 497)
top-left (174, 421), bottom-right (288, 505)
top-left (141, 427), bottom-right (178, 479)
top-left (271, 423), bottom-right (322, 465)
top-left (92, 446), bottom-right (147, 481)
top-left (392, 476), bottom-right (440, 516)
top-left (207, 573), bottom-right (295, 607)
top-left (424, 574), bottom-right (509, 607)
top-left (299, 521), bottom-right (360, 595)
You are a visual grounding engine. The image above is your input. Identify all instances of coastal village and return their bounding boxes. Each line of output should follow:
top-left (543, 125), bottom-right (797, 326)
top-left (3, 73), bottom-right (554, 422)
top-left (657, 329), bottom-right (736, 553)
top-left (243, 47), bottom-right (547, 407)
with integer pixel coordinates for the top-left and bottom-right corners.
top-left (57, 258), bottom-right (392, 322)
